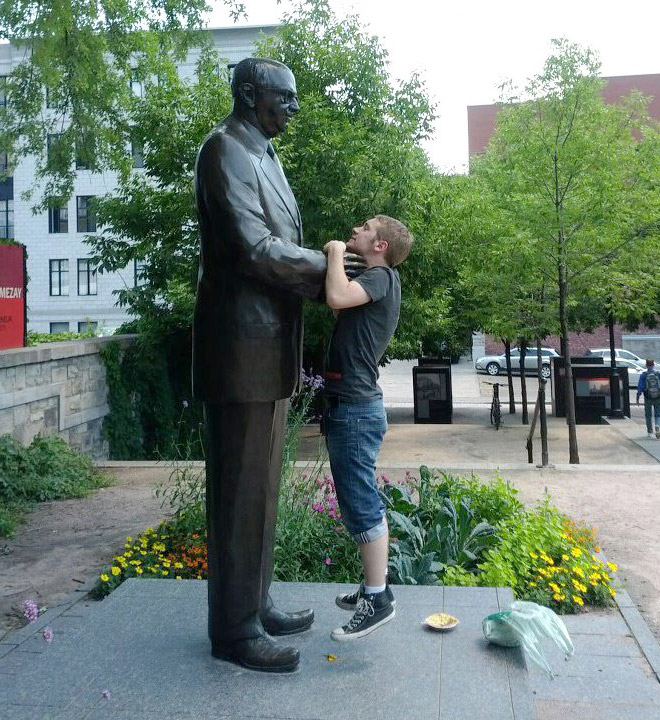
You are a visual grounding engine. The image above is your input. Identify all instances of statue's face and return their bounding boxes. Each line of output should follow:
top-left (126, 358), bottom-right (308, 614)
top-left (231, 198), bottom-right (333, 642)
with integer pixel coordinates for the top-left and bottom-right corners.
top-left (253, 66), bottom-right (299, 138)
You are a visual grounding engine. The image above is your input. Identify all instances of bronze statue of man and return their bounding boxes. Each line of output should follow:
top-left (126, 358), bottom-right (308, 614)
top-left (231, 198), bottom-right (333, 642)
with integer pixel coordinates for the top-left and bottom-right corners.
top-left (192, 58), bottom-right (327, 673)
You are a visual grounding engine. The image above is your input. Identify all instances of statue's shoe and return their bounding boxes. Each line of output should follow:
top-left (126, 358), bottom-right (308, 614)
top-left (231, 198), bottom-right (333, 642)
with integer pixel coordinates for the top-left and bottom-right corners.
top-left (261, 605), bottom-right (314, 636)
top-left (212, 635), bottom-right (299, 673)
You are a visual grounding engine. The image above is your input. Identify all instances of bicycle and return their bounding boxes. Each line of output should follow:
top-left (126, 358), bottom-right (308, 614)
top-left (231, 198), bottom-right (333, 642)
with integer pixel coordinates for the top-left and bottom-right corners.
top-left (484, 381), bottom-right (504, 430)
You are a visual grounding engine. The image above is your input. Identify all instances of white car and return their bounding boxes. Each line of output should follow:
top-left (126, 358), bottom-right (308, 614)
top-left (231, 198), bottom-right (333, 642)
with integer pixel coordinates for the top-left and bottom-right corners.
top-left (587, 348), bottom-right (646, 367)
top-left (474, 347), bottom-right (559, 379)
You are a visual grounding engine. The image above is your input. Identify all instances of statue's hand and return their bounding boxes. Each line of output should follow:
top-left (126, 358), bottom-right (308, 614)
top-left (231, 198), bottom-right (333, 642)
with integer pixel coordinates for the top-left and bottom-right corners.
top-left (344, 252), bottom-right (367, 278)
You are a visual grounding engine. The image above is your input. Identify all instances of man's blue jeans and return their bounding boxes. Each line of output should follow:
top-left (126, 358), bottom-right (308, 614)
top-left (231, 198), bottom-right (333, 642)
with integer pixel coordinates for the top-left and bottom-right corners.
top-left (645, 397), bottom-right (660, 434)
top-left (324, 398), bottom-right (388, 543)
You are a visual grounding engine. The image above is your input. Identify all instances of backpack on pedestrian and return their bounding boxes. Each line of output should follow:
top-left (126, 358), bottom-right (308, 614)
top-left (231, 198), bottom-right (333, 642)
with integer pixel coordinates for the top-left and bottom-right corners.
top-left (646, 371), bottom-right (660, 400)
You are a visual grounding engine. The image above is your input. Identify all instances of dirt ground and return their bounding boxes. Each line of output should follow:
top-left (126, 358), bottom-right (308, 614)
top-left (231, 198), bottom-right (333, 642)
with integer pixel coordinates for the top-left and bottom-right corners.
top-left (2, 459), bottom-right (660, 648)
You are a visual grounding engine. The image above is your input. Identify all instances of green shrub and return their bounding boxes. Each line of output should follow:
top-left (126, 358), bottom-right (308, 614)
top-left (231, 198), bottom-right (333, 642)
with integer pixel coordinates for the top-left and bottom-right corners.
top-left (0, 434), bottom-right (111, 537)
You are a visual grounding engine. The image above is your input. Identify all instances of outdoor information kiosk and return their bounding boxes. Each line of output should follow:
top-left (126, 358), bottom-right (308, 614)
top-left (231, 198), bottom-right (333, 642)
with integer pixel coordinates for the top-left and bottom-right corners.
top-left (551, 357), bottom-right (630, 422)
top-left (413, 358), bottom-right (453, 423)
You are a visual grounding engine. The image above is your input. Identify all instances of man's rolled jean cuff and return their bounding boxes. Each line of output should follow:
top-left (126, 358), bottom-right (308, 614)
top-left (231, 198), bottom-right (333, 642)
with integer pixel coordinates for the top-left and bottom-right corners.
top-left (352, 518), bottom-right (387, 545)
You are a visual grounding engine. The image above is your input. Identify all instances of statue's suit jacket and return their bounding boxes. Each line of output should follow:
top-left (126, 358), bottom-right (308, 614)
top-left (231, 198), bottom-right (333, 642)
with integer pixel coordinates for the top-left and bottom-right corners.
top-left (192, 113), bottom-right (326, 404)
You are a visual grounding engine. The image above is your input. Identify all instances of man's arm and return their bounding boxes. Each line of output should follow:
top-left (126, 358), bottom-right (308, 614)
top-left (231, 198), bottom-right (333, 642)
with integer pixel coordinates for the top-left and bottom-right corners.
top-left (323, 241), bottom-right (370, 310)
top-left (637, 372), bottom-right (645, 404)
top-left (196, 132), bottom-right (326, 299)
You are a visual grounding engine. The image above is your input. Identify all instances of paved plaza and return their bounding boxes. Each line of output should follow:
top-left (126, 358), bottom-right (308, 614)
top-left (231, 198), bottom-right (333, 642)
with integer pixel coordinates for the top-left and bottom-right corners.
top-left (2, 357), bottom-right (660, 718)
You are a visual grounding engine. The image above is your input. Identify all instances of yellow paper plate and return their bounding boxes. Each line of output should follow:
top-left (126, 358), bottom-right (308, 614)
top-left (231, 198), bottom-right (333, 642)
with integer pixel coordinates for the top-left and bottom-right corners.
top-left (423, 613), bottom-right (460, 631)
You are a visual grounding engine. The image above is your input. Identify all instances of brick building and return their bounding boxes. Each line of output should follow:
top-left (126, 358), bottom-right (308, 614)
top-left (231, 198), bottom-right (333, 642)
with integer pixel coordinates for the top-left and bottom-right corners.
top-left (0, 25), bottom-right (276, 334)
top-left (468, 73), bottom-right (660, 357)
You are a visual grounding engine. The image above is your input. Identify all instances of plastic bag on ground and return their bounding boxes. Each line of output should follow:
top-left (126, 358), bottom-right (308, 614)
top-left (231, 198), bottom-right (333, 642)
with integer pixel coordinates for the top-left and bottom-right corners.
top-left (482, 600), bottom-right (575, 678)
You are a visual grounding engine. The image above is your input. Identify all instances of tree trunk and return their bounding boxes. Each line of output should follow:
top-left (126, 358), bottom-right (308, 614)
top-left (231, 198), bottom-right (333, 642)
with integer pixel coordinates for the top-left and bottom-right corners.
top-left (520, 338), bottom-right (529, 424)
top-left (608, 308), bottom-right (624, 418)
top-left (555, 149), bottom-right (579, 463)
top-left (504, 339), bottom-right (515, 414)
top-left (537, 339), bottom-right (549, 466)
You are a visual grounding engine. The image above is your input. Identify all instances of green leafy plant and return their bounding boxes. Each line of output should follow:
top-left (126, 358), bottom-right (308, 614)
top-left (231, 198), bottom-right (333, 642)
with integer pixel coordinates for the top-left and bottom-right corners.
top-left (0, 434), bottom-right (110, 536)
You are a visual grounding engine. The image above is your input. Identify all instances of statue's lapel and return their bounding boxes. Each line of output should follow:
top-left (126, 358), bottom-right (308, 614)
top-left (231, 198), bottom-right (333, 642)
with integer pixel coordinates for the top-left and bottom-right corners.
top-left (261, 153), bottom-right (301, 230)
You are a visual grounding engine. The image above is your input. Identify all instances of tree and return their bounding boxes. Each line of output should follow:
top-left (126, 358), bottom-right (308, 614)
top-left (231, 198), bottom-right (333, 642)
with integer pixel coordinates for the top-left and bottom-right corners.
top-left (0, 0), bottom-right (244, 207)
top-left (472, 39), bottom-right (660, 463)
top-left (91, 0), bottom-right (465, 369)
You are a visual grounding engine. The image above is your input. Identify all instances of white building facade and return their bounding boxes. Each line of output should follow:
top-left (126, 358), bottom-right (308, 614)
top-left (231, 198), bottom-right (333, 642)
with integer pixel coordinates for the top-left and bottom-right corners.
top-left (0, 25), bottom-right (277, 334)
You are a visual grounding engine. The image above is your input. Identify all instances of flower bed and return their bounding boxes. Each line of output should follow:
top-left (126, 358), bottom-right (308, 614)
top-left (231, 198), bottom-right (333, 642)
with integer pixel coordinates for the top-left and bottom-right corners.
top-left (95, 464), bottom-right (617, 613)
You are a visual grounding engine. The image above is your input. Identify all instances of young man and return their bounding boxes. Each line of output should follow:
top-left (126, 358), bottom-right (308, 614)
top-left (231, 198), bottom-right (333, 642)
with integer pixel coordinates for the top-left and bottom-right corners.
top-left (322, 215), bottom-right (413, 641)
top-left (636, 358), bottom-right (660, 440)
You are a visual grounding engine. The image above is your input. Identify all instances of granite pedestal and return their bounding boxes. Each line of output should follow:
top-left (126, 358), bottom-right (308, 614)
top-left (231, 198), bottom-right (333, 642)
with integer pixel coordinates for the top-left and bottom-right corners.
top-left (0, 580), bottom-right (534, 720)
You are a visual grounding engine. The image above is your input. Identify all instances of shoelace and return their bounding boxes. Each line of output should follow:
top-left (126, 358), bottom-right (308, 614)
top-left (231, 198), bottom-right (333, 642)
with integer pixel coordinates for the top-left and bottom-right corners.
top-left (345, 598), bottom-right (375, 630)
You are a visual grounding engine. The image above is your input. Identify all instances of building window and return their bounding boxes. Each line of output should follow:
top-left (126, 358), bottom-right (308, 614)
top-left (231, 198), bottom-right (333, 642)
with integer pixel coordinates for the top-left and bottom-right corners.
top-left (0, 76), bottom-right (7, 107)
top-left (75, 139), bottom-right (89, 170)
top-left (48, 205), bottom-right (68, 233)
top-left (49, 259), bottom-right (69, 296)
top-left (45, 87), bottom-right (55, 109)
top-left (130, 68), bottom-right (143, 98)
top-left (49, 322), bottom-right (69, 334)
top-left (47, 133), bottom-right (64, 167)
top-left (0, 152), bottom-right (7, 173)
top-left (131, 140), bottom-right (144, 169)
top-left (78, 320), bottom-right (98, 333)
top-left (0, 199), bottom-right (13, 239)
top-left (77, 258), bottom-right (97, 296)
top-left (76, 195), bottom-right (96, 232)
top-left (134, 259), bottom-right (146, 287)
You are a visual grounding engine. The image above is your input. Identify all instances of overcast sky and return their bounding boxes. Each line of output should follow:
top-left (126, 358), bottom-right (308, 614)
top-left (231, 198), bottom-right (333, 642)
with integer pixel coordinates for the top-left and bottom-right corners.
top-left (207, 0), bottom-right (660, 173)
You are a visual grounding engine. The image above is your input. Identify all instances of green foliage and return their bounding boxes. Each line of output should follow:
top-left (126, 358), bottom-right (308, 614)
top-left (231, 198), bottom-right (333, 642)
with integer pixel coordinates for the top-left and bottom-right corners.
top-left (0, 0), bottom-right (245, 207)
top-left (382, 475), bottom-right (499, 584)
top-left (26, 330), bottom-right (96, 346)
top-left (99, 338), bottom-right (200, 460)
top-left (0, 434), bottom-right (110, 536)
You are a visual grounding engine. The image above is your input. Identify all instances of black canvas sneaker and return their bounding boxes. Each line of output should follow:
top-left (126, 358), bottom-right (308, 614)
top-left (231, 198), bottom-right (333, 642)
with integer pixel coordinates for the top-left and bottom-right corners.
top-left (331, 591), bottom-right (395, 641)
top-left (335, 582), bottom-right (395, 610)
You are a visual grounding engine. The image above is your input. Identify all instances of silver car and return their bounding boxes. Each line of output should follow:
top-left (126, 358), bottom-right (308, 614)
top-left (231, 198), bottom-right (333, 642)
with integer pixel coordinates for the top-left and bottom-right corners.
top-left (474, 347), bottom-right (559, 379)
top-left (587, 348), bottom-right (646, 366)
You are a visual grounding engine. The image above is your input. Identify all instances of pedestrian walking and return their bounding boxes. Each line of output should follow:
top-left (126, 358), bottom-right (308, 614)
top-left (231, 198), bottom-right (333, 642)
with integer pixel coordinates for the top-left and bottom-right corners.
top-left (636, 358), bottom-right (660, 439)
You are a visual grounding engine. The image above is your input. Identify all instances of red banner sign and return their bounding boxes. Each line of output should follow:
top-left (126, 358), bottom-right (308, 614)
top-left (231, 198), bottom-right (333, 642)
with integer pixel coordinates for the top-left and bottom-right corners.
top-left (0, 244), bottom-right (26, 350)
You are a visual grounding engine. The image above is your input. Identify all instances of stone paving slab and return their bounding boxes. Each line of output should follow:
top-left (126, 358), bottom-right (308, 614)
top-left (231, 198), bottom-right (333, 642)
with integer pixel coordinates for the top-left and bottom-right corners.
top-left (0, 580), bottom-right (533, 720)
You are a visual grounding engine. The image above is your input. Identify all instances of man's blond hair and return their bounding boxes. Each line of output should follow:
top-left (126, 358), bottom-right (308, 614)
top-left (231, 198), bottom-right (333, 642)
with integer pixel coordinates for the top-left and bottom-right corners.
top-left (375, 215), bottom-right (413, 267)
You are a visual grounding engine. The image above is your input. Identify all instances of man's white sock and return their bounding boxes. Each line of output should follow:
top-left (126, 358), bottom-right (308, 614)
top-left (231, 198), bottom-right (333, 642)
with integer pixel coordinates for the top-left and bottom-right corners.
top-left (364, 583), bottom-right (386, 595)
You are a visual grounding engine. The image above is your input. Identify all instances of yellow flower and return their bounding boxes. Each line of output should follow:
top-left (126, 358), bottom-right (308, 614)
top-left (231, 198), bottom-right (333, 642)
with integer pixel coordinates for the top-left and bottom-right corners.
top-left (529, 582), bottom-right (537, 587)
top-left (161, 570), bottom-right (169, 576)
top-left (572, 566), bottom-right (584, 577)
top-left (100, 573), bottom-right (109, 582)
top-left (607, 563), bottom-right (618, 573)
top-left (550, 583), bottom-right (560, 593)
top-left (609, 588), bottom-right (616, 597)
top-left (174, 562), bottom-right (183, 569)
top-left (140, 550), bottom-right (147, 556)
top-left (545, 556), bottom-right (554, 566)
top-left (562, 554), bottom-right (569, 562)
top-left (570, 548), bottom-right (582, 558)
top-left (136, 567), bottom-right (144, 575)
top-left (552, 593), bottom-right (564, 602)
top-left (176, 575), bottom-right (182, 581)
top-left (572, 595), bottom-right (584, 606)
top-left (126, 536), bottom-right (132, 543)
top-left (529, 552), bottom-right (538, 559)
top-left (111, 566), bottom-right (121, 576)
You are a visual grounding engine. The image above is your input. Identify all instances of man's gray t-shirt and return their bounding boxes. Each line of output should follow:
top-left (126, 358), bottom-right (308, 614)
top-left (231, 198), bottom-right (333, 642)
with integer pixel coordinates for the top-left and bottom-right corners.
top-left (325, 266), bottom-right (401, 402)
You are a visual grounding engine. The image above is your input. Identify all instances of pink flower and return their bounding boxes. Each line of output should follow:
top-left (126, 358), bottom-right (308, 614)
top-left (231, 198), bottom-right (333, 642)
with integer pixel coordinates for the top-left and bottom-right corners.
top-left (328, 509), bottom-right (337, 520)
top-left (22, 599), bottom-right (38, 623)
top-left (43, 626), bottom-right (53, 644)
top-left (324, 556), bottom-right (332, 566)
top-left (312, 502), bottom-right (324, 513)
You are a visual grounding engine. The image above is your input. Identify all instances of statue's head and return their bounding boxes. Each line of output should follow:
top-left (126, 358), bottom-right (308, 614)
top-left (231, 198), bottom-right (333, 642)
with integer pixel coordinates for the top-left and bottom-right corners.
top-left (231, 58), bottom-right (299, 139)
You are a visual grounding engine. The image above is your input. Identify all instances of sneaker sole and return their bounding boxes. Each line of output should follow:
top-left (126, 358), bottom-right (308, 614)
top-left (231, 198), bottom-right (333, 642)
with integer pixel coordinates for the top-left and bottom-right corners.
top-left (331, 609), bottom-right (395, 641)
top-left (336, 597), bottom-right (396, 611)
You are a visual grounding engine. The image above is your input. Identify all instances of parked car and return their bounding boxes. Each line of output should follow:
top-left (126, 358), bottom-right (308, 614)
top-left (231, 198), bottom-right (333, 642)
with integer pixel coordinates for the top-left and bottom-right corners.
top-left (614, 359), bottom-right (643, 386)
top-left (474, 347), bottom-right (559, 379)
top-left (587, 348), bottom-right (646, 367)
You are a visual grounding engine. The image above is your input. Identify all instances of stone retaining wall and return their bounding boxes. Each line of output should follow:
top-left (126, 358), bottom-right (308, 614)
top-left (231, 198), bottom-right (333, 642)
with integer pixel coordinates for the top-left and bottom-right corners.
top-left (0, 335), bottom-right (136, 459)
